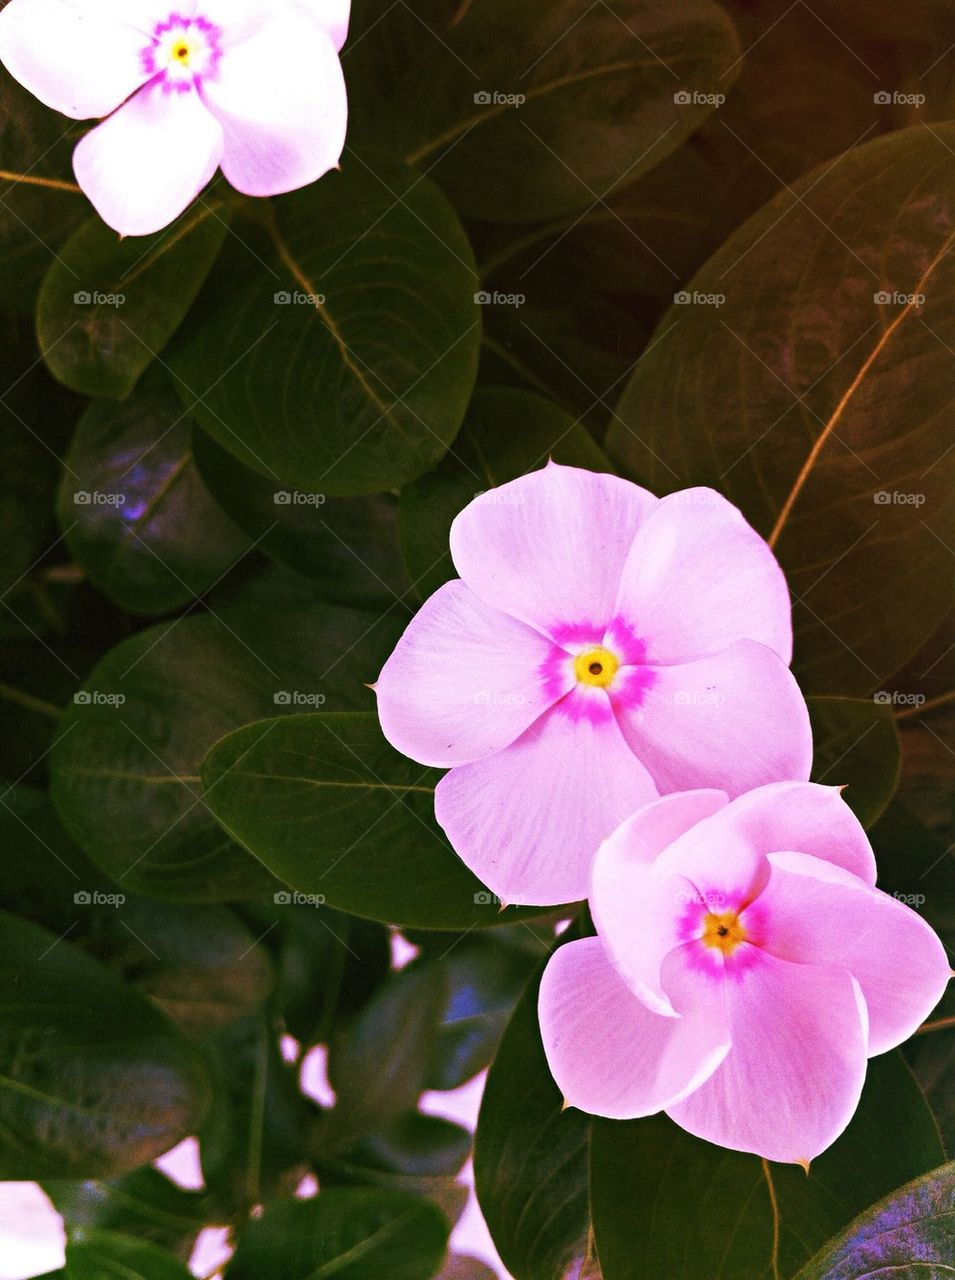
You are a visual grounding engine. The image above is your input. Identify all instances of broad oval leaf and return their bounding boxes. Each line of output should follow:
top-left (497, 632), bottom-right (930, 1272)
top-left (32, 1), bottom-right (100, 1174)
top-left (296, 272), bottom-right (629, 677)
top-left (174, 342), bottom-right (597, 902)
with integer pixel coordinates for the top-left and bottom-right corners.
top-left (608, 123), bottom-right (955, 696)
top-left (589, 1053), bottom-right (944, 1280)
top-left (170, 155), bottom-right (480, 497)
top-left (808, 695), bottom-right (900, 828)
top-left (45, 1168), bottom-right (208, 1258)
top-left (793, 1161), bottom-right (955, 1280)
top-left (65, 1228), bottom-right (193, 1280)
top-left (400, 386), bottom-right (612, 600)
top-left (224, 1188), bottom-right (450, 1280)
top-left (37, 206), bottom-right (229, 400)
top-left (348, 0), bottom-right (741, 222)
top-left (0, 911), bottom-right (209, 1179)
top-left (192, 428), bottom-right (411, 610)
top-left (201, 711), bottom-right (561, 929)
top-left (56, 372), bottom-right (250, 615)
top-left (50, 573), bottom-right (401, 900)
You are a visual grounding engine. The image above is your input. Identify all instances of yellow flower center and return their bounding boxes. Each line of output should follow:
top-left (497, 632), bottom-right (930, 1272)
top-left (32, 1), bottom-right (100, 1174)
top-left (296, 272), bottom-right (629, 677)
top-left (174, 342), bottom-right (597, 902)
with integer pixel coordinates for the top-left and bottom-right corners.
top-left (701, 909), bottom-right (748, 956)
top-left (573, 646), bottom-right (619, 688)
top-left (172, 40), bottom-right (192, 65)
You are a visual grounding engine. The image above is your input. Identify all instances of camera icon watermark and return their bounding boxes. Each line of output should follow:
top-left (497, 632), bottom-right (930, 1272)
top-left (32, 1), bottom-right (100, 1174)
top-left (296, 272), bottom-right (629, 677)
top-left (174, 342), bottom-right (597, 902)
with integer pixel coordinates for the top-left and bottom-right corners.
top-left (274, 290), bottom-right (326, 305)
top-left (873, 90), bottom-right (925, 107)
top-left (674, 290), bottom-right (725, 308)
top-left (474, 890), bottom-right (502, 905)
top-left (73, 690), bottom-right (126, 707)
top-left (274, 691), bottom-right (327, 708)
top-left (273, 491), bottom-right (326, 507)
top-left (474, 90), bottom-right (526, 107)
top-left (74, 889), bottom-right (126, 906)
top-left (474, 290), bottom-right (526, 308)
top-left (74, 290), bottom-right (125, 307)
top-left (273, 890), bottom-right (326, 907)
top-left (874, 490), bottom-right (925, 507)
top-left (873, 690), bottom-right (925, 708)
top-left (73, 490), bottom-right (127, 507)
top-left (874, 290), bottom-right (925, 308)
top-left (673, 89), bottom-right (725, 107)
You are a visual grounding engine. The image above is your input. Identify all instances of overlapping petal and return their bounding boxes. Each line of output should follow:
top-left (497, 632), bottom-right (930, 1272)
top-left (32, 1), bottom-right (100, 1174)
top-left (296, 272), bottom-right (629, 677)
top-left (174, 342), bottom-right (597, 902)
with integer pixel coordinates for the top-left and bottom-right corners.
top-left (435, 701), bottom-right (658, 906)
top-left (761, 852), bottom-right (950, 1054)
top-left (0, 0), bottom-right (153, 119)
top-left (73, 82), bottom-right (224, 237)
top-left (375, 580), bottom-right (569, 769)
top-left (666, 949), bottom-right (869, 1164)
top-left (539, 937), bottom-right (730, 1119)
top-left (614, 639), bottom-right (813, 798)
top-left (612, 488), bottom-right (793, 664)
top-left (449, 463), bottom-right (658, 643)
top-left (201, 8), bottom-right (347, 197)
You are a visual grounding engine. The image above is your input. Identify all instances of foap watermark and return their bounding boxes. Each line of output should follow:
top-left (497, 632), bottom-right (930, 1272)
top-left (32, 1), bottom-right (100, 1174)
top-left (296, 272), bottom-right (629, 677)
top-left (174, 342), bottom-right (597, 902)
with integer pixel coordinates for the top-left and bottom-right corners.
top-left (874, 690), bottom-right (925, 708)
top-left (674, 689), bottom-right (725, 707)
top-left (892, 890), bottom-right (926, 908)
top-left (74, 889), bottom-right (126, 907)
top-left (474, 90), bottom-right (525, 108)
top-left (74, 490), bottom-right (126, 507)
top-left (74, 690), bottom-right (126, 707)
top-left (274, 890), bottom-right (326, 908)
top-left (473, 486), bottom-right (526, 507)
top-left (874, 290), bottom-right (925, 308)
top-left (874, 490), bottom-right (925, 507)
top-left (675, 888), bottom-right (727, 907)
top-left (74, 290), bottom-right (125, 307)
top-left (674, 290), bottom-right (725, 308)
top-left (474, 890), bottom-right (503, 905)
top-left (274, 691), bottom-right (327, 708)
top-left (873, 90), bottom-right (925, 107)
top-left (274, 490), bottom-right (326, 507)
top-left (274, 290), bottom-right (326, 306)
top-left (474, 690), bottom-right (530, 707)
top-left (674, 89), bottom-right (725, 107)
top-left (475, 290), bottom-right (525, 308)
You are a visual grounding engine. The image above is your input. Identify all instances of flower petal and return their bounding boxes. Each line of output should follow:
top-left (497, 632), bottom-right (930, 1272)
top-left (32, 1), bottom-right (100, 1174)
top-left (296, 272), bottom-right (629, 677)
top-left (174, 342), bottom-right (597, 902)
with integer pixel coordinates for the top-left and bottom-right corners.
top-left (667, 948), bottom-right (868, 1163)
top-left (615, 639), bottom-right (813, 798)
top-left (590, 791), bottom-right (729, 1015)
top-left (539, 937), bottom-right (729, 1120)
top-left (300, 0), bottom-right (350, 50)
top-left (658, 782), bottom-right (877, 887)
top-left (201, 9), bottom-right (346, 197)
top-left (613, 488), bottom-right (793, 664)
top-left (449, 463), bottom-right (658, 643)
top-left (435, 701), bottom-right (658, 906)
top-left (375, 579), bottom-right (569, 769)
top-left (0, 0), bottom-right (152, 119)
top-left (761, 851), bottom-right (950, 1054)
top-left (73, 83), bottom-right (224, 237)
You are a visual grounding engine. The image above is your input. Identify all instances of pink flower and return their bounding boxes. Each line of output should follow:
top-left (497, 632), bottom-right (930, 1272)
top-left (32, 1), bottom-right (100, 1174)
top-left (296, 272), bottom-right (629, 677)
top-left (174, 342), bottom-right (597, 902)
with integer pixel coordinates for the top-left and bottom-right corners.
top-left (539, 784), bottom-right (951, 1164)
top-left (0, 0), bottom-right (349, 235)
top-left (375, 464), bottom-right (812, 906)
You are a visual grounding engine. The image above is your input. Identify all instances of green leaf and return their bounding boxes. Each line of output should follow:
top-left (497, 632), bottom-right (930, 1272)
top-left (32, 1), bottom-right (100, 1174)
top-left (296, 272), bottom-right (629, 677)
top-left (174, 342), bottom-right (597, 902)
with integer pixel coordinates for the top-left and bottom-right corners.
top-left (347, 0), bottom-right (741, 222)
top-left (793, 1161), bottom-right (955, 1280)
top-left (201, 711), bottom-right (561, 929)
top-left (474, 943), bottom-right (592, 1280)
top-left (171, 155), bottom-right (480, 497)
top-left (50, 573), bottom-right (401, 901)
top-left (224, 1188), bottom-right (450, 1280)
top-left (323, 963), bottom-right (448, 1150)
top-left (65, 1228), bottom-right (193, 1280)
top-left (0, 76), bottom-right (86, 312)
top-left (400, 386), bottom-right (612, 600)
top-left (807, 695), bottom-right (900, 828)
top-left (0, 911), bottom-right (209, 1179)
top-left (55, 372), bottom-right (251, 615)
top-left (589, 1052), bottom-right (944, 1280)
top-left (199, 1016), bottom-right (315, 1211)
top-left (193, 428), bottom-right (412, 610)
top-left (426, 936), bottom-right (539, 1091)
top-left (608, 122), bottom-right (955, 696)
top-left (37, 206), bottom-right (229, 400)
top-left (44, 1168), bottom-right (208, 1259)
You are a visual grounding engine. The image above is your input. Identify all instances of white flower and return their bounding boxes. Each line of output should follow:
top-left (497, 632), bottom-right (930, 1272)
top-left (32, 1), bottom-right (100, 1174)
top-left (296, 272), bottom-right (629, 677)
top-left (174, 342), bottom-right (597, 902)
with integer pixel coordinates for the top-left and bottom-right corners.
top-left (0, 0), bottom-right (350, 235)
